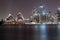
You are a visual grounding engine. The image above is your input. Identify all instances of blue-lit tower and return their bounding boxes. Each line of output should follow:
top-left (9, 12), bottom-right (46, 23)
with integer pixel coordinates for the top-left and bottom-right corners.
top-left (57, 7), bottom-right (60, 23)
top-left (37, 4), bottom-right (49, 23)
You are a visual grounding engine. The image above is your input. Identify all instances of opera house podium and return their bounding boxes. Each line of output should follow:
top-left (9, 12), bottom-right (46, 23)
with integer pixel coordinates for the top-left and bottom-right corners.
top-left (0, 23), bottom-right (59, 40)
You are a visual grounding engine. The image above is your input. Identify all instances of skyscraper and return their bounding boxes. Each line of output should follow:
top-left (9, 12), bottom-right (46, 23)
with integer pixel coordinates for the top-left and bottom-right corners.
top-left (57, 8), bottom-right (60, 23)
top-left (32, 8), bottom-right (40, 23)
top-left (32, 4), bottom-right (51, 24)
top-left (37, 4), bottom-right (48, 23)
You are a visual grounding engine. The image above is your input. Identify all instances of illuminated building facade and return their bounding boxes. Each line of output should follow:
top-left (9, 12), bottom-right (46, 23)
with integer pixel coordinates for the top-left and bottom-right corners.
top-left (5, 14), bottom-right (14, 24)
top-left (3, 4), bottom-right (59, 24)
top-left (57, 8), bottom-right (60, 23)
top-left (31, 4), bottom-right (53, 24)
top-left (38, 5), bottom-right (47, 23)
top-left (15, 12), bottom-right (24, 24)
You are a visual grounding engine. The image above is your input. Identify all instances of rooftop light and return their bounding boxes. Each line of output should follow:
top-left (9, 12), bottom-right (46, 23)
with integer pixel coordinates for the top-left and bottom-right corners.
top-left (58, 7), bottom-right (60, 11)
top-left (39, 5), bottom-right (44, 8)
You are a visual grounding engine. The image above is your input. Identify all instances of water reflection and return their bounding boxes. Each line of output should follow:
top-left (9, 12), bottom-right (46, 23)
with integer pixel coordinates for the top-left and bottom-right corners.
top-left (40, 24), bottom-right (47, 40)
top-left (57, 24), bottom-right (60, 40)
top-left (34, 24), bottom-right (47, 40)
top-left (0, 24), bottom-right (59, 40)
top-left (34, 24), bottom-right (58, 40)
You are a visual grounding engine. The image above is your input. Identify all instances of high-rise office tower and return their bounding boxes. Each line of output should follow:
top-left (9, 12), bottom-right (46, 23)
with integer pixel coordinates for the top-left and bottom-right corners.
top-left (32, 4), bottom-right (50, 24)
top-left (32, 8), bottom-right (40, 23)
top-left (37, 4), bottom-right (48, 23)
top-left (57, 8), bottom-right (60, 23)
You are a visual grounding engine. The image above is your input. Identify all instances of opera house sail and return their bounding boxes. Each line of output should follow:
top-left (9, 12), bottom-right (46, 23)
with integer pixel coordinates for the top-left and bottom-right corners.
top-left (5, 13), bottom-right (14, 24)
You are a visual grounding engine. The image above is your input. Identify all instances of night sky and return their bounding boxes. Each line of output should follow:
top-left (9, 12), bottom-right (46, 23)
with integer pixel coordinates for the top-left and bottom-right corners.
top-left (0, 0), bottom-right (60, 19)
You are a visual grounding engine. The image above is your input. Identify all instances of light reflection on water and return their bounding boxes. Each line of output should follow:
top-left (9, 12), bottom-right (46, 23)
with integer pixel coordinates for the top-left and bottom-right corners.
top-left (1, 24), bottom-right (60, 40)
top-left (34, 24), bottom-right (47, 40)
top-left (34, 24), bottom-right (58, 40)
top-left (40, 24), bottom-right (47, 40)
top-left (57, 24), bottom-right (60, 40)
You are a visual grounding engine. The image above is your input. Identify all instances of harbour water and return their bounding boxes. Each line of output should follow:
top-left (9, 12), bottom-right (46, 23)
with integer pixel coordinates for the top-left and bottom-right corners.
top-left (0, 24), bottom-right (59, 40)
